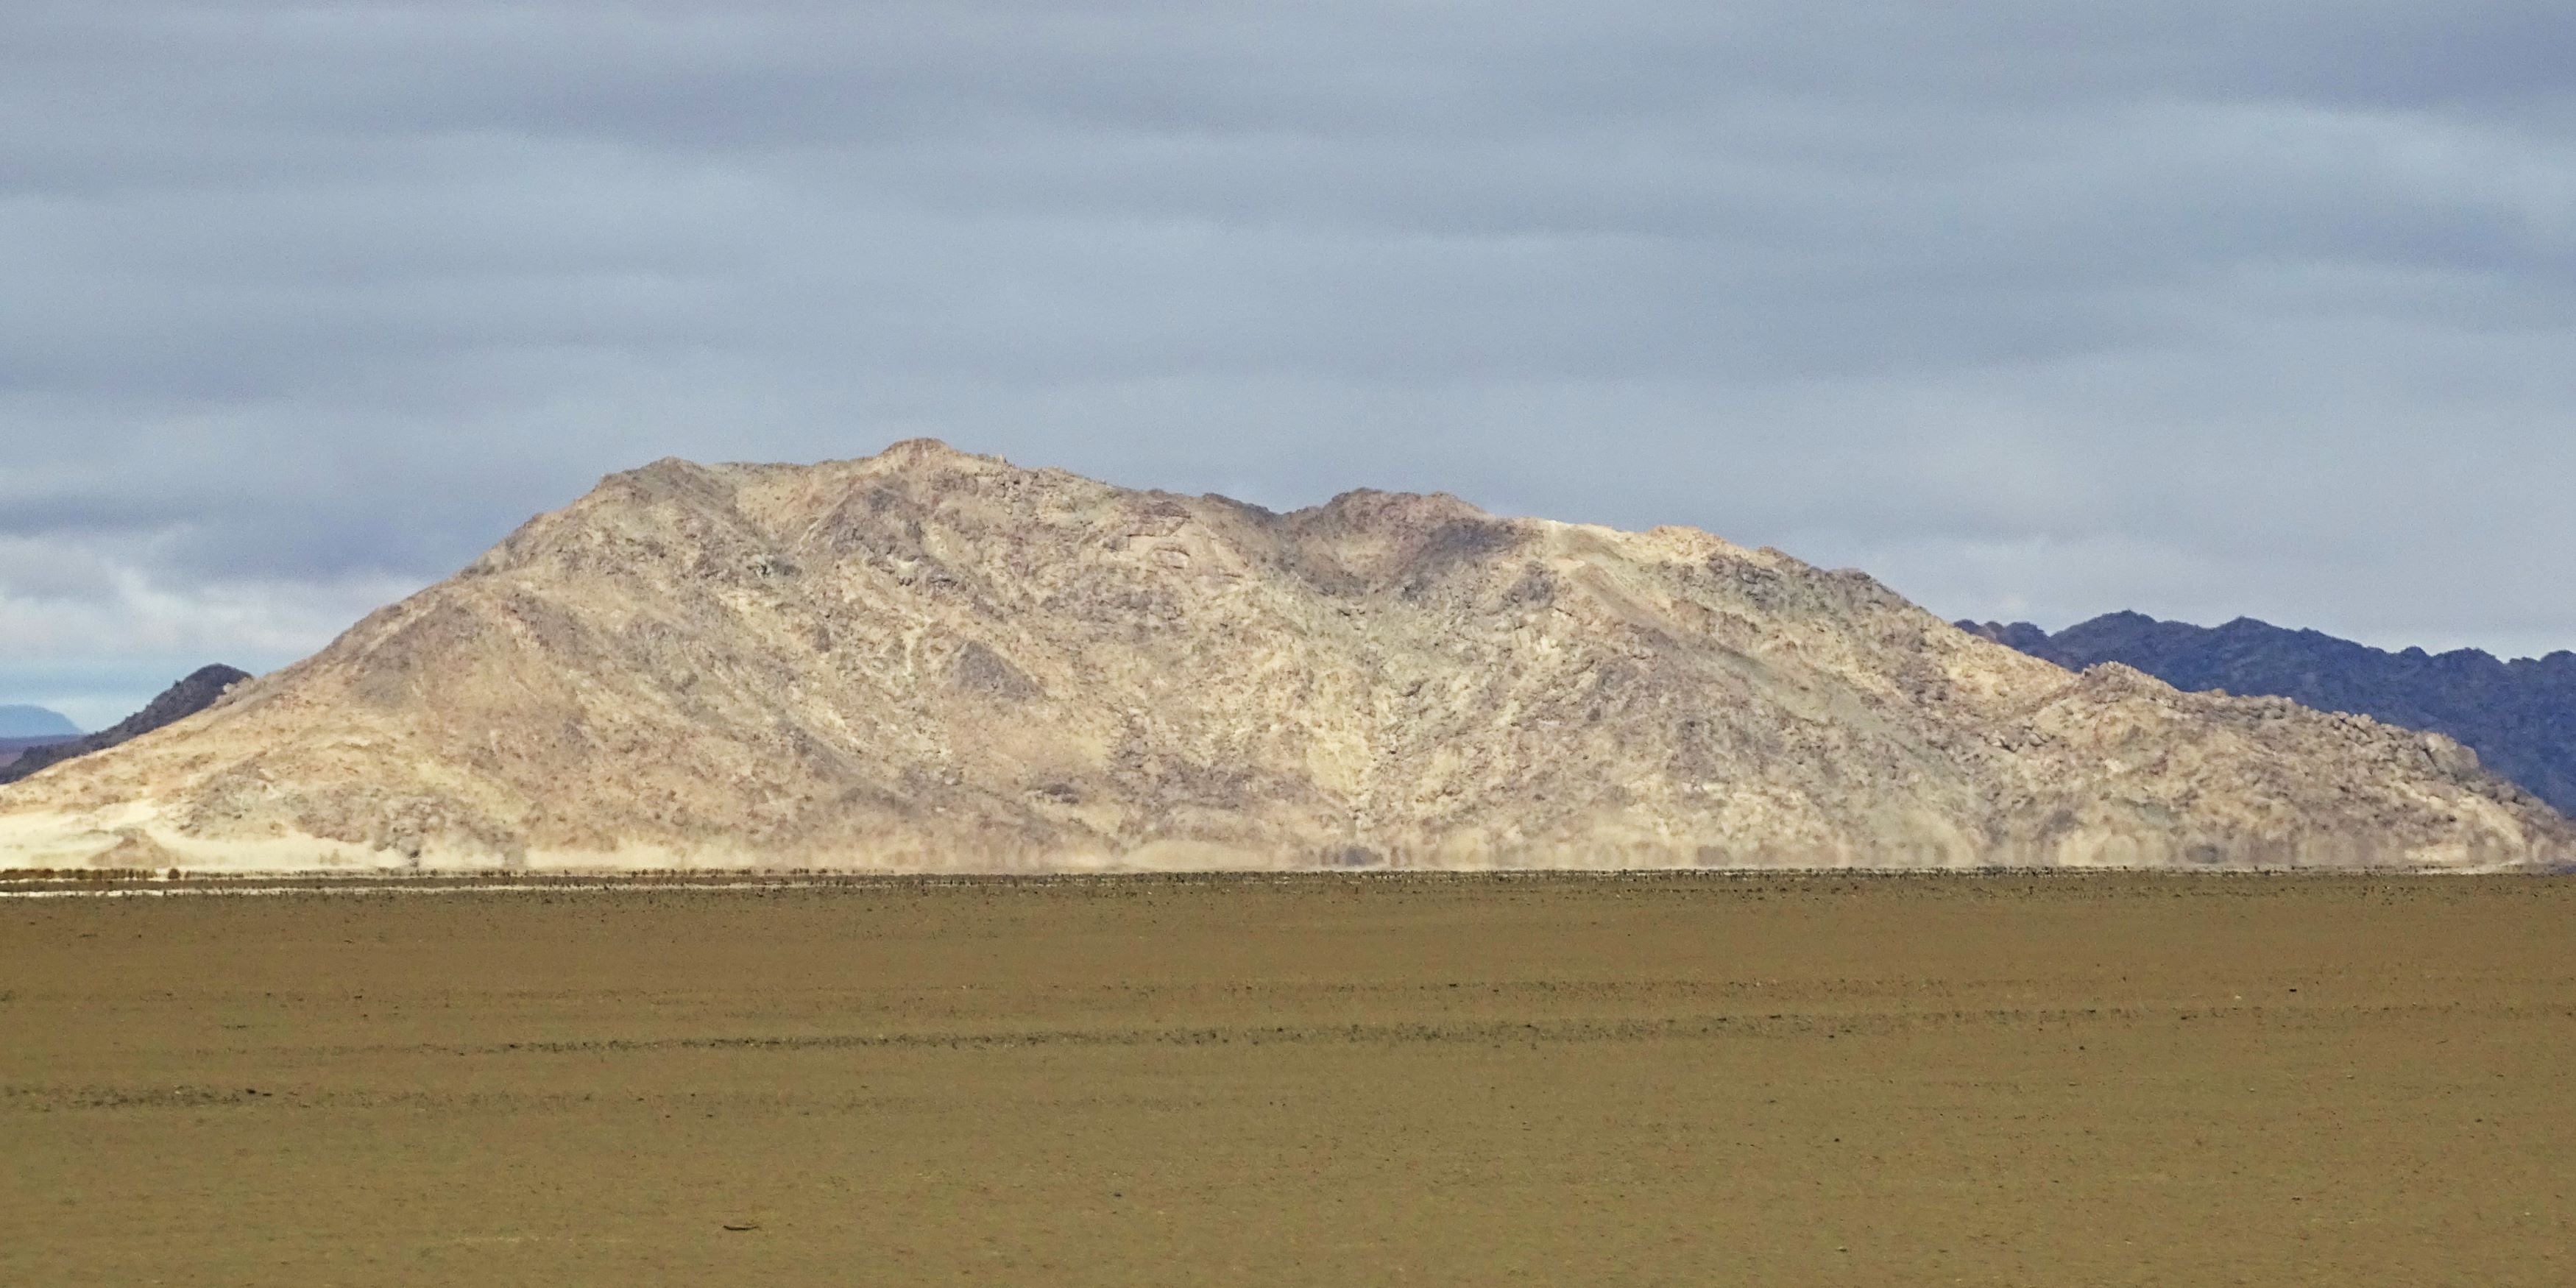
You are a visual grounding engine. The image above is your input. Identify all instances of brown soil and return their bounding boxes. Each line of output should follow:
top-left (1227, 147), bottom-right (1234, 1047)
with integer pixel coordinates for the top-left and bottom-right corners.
top-left (4, 873), bottom-right (2572, 1285)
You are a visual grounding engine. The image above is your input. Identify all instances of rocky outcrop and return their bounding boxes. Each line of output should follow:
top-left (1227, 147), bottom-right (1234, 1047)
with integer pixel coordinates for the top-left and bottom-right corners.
top-left (2, 443), bottom-right (2565, 873)
top-left (0, 666), bottom-right (252, 786)
top-left (1963, 614), bottom-right (2576, 818)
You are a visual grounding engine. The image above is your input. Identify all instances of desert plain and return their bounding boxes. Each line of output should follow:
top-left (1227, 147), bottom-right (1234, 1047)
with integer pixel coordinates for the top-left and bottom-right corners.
top-left (4, 871), bottom-right (2572, 1286)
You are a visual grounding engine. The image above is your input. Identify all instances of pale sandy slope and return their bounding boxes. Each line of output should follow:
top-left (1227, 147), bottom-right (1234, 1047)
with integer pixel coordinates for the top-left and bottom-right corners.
top-left (3, 440), bottom-right (2566, 872)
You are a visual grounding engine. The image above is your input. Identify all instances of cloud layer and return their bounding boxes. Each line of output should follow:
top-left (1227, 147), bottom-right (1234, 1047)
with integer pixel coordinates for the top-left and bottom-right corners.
top-left (6, 1), bottom-right (2573, 722)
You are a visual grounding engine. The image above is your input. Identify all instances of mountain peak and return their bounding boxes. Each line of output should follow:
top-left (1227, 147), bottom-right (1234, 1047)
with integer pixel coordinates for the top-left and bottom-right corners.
top-left (4, 453), bottom-right (2566, 872)
top-left (873, 436), bottom-right (984, 469)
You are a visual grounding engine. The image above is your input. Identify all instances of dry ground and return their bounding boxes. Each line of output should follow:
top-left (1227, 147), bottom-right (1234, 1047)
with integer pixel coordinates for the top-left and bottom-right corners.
top-left (2, 872), bottom-right (2571, 1286)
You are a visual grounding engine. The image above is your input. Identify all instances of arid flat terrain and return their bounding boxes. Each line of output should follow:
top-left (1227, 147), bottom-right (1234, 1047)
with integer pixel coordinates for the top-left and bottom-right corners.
top-left (4, 873), bottom-right (2571, 1285)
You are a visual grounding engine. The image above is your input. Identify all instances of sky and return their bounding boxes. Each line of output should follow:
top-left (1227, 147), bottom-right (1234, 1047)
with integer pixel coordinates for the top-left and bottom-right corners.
top-left (4, 1), bottom-right (2572, 728)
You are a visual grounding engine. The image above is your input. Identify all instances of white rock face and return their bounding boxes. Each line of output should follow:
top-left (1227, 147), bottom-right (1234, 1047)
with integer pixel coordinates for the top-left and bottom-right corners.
top-left (4, 440), bottom-right (2567, 873)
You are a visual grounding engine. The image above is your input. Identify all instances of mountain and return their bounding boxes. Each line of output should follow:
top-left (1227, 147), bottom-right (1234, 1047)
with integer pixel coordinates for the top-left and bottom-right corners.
top-left (1961, 613), bottom-right (2576, 817)
top-left (0, 706), bottom-right (79, 740)
top-left (0, 667), bottom-right (254, 788)
top-left (2, 441), bottom-right (2565, 873)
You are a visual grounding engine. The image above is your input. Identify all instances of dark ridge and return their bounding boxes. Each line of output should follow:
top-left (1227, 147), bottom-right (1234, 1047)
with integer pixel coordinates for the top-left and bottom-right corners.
top-left (0, 735), bottom-right (78, 771)
top-left (0, 665), bottom-right (253, 786)
top-left (1961, 615), bottom-right (2576, 816)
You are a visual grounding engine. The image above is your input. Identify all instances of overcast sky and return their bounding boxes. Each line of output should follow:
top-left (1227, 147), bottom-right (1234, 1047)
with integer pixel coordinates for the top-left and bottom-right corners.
top-left (4, 1), bottom-right (2572, 726)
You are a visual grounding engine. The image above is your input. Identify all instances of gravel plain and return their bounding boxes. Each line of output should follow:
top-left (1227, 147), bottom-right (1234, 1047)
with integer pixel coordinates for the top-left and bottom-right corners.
top-left (4, 871), bottom-right (2571, 1285)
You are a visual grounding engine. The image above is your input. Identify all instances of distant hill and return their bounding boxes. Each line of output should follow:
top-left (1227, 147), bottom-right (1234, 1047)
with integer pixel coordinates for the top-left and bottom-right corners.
top-left (0, 706), bottom-right (79, 740)
top-left (0, 666), bottom-right (252, 787)
top-left (1961, 612), bottom-right (2576, 817)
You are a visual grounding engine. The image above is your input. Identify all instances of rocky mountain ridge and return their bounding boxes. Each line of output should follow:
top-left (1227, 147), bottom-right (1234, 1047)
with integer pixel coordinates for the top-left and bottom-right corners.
top-left (0, 666), bottom-right (253, 787)
top-left (0, 739), bottom-right (71, 771)
top-left (1961, 613), bottom-right (2576, 816)
top-left (2, 442), bottom-right (2565, 872)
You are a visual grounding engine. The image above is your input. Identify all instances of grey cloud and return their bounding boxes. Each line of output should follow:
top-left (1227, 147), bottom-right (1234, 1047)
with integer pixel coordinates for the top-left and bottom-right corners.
top-left (2, 0), bottom-right (2573, 716)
